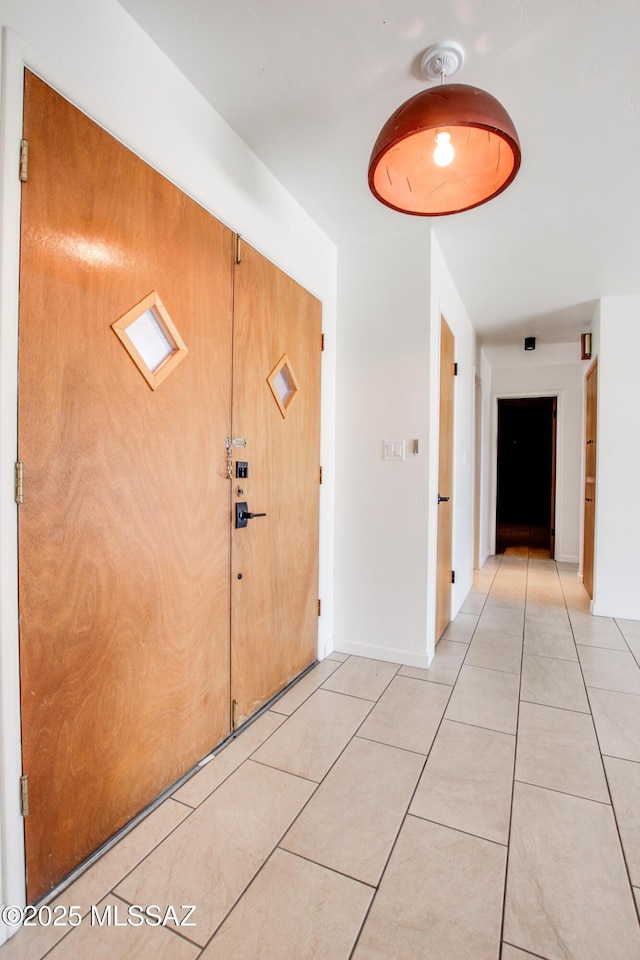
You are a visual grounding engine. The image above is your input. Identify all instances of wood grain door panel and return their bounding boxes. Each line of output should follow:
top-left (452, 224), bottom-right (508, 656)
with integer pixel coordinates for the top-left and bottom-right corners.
top-left (583, 359), bottom-right (598, 597)
top-left (230, 242), bottom-right (321, 725)
top-left (18, 73), bottom-right (233, 901)
top-left (435, 316), bottom-right (455, 642)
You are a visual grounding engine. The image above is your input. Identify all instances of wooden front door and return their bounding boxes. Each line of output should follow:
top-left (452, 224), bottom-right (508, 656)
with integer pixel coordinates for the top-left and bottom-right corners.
top-left (583, 358), bottom-right (598, 597)
top-left (435, 316), bottom-right (455, 642)
top-left (230, 241), bottom-right (322, 726)
top-left (18, 73), bottom-right (233, 901)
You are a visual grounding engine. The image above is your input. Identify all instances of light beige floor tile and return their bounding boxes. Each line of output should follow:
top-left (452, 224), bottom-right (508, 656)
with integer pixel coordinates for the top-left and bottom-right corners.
top-left (0, 799), bottom-right (191, 960)
top-left (569, 612), bottom-right (627, 649)
top-left (252, 688), bottom-right (373, 781)
top-left (589, 688), bottom-right (640, 762)
top-left (501, 946), bottom-right (541, 959)
top-left (201, 849), bottom-right (372, 960)
top-left (464, 631), bottom-right (523, 674)
top-left (320, 655), bottom-right (399, 700)
top-left (556, 561), bottom-right (580, 578)
top-left (561, 583), bottom-right (591, 613)
top-left (477, 606), bottom-right (524, 638)
top-left (520, 654), bottom-right (589, 712)
top-left (603, 756), bottom-right (640, 886)
top-left (504, 782), bottom-right (640, 960)
top-left (526, 588), bottom-right (565, 609)
top-left (627, 634), bottom-right (640, 667)
top-left (460, 592), bottom-right (487, 615)
top-left (524, 602), bottom-right (571, 628)
top-left (578, 645), bottom-right (640, 695)
top-left (327, 650), bottom-right (349, 661)
top-left (174, 711), bottom-right (286, 807)
top-left (410, 720), bottom-right (515, 844)
top-left (491, 576), bottom-right (526, 593)
top-left (635, 887), bottom-right (640, 913)
top-left (357, 675), bottom-right (450, 754)
top-left (115, 760), bottom-right (315, 946)
top-left (398, 639), bottom-right (466, 686)
top-left (352, 816), bottom-right (506, 960)
top-left (615, 618), bottom-right (640, 637)
top-left (485, 591), bottom-right (526, 612)
top-left (445, 665), bottom-right (520, 734)
top-left (44, 895), bottom-right (199, 960)
top-left (282, 737), bottom-right (423, 885)
top-left (527, 559), bottom-right (560, 573)
top-left (515, 701), bottom-right (608, 801)
top-left (523, 620), bottom-right (577, 661)
top-left (487, 574), bottom-right (527, 606)
top-left (504, 546), bottom-right (529, 559)
top-left (442, 612), bottom-right (478, 642)
top-left (471, 571), bottom-right (496, 594)
top-left (270, 658), bottom-right (342, 715)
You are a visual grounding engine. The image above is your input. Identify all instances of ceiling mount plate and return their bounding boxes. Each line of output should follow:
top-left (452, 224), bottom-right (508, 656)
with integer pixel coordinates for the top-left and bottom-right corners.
top-left (421, 41), bottom-right (465, 82)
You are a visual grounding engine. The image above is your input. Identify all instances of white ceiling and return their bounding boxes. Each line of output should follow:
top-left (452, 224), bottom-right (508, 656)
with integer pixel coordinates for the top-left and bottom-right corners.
top-left (118, 0), bottom-right (640, 345)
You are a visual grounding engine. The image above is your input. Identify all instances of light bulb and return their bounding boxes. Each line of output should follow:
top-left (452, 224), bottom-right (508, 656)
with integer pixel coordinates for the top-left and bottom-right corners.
top-left (434, 131), bottom-right (454, 167)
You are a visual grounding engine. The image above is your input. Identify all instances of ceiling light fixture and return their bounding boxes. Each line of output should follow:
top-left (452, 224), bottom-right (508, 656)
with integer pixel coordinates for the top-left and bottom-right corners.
top-left (368, 41), bottom-right (521, 216)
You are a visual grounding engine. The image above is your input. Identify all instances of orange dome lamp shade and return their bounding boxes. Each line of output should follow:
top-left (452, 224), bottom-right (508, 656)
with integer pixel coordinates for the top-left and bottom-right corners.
top-left (368, 42), bottom-right (521, 216)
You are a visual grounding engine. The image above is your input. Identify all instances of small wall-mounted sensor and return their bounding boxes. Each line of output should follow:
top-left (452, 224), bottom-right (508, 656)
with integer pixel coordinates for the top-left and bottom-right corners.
top-left (413, 439), bottom-right (420, 456)
top-left (581, 333), bottom-right (592, 360)
top-left (524, 337), bottom-right (536, 351)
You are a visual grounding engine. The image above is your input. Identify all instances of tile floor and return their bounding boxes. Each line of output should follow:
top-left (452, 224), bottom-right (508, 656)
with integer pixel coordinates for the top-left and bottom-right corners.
top-left (3, 544), bottom-right (640, 959)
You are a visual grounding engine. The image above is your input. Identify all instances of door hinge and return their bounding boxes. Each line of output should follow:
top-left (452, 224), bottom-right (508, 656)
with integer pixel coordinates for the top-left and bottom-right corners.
top-left (451, 570), bottom-right (456, 584)
top-left (320, 333), bottom-right (325, 352)
top-left (319, 466), bottom-right (323, 484)
top-left (20, 775), bottom-right (29, 817)
top-left (15, 461), bottom-right (24, 503)
top-left (19, 139), bottom-right (29, 182)
top-left (318, 599), bottom-right (322, 617)
top-left (551, 528), bottom-right (555, 536)
top-left (453, 362), bottom-right (458, 376)
top-left (235, 234), bottom-right (242, 265)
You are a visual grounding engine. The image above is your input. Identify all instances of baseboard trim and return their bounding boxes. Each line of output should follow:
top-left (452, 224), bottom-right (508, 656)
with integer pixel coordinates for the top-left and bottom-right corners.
top-left (331, 638), bottom-right (432, 669)
top-left (591, 603), bottom-right (640, 621)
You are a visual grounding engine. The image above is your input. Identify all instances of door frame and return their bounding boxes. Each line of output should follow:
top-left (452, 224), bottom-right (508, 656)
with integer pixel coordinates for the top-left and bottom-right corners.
top-left (581, 357), bottom-right (598, 596)
top-left (0, 29), bottom-right (29, 926)
top-left (489, 390), bottom-right (563, 557)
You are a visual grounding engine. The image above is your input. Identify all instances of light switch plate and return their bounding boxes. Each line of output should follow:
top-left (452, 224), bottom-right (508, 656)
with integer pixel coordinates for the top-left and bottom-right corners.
top-left (383, 439), bottom-right (405, 461)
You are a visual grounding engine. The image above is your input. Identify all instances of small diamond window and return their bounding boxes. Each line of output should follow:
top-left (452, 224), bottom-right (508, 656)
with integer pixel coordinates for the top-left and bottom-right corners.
top-left (267, 354), bottom-right (299, 418)
top-left (112, 291), bottom-right (188, 390)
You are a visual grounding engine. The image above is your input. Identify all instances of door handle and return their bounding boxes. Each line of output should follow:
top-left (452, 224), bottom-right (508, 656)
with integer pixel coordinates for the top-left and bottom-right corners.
top-left (585, 497), bottom-right (593, 503)
top-left (437, 494), bottom-right (450, 504)
top-left (235, 501), bottom-right (267, 529)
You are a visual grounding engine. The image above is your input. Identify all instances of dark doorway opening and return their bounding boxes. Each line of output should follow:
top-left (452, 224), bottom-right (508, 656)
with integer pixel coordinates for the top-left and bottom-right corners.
top-left (496, 397), bottom-right (557, 556)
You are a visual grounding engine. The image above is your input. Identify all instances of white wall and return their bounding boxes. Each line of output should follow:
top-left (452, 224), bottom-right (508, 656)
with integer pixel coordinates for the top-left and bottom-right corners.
top-left (332, 230), bottom-right (477, 667)
top-left (0, 0), bottom-right (337, 934)
top-left (430, 235), bottom-right (477, 619)
top-left (592, 295), bottom-right (640, 618)
top-left (333, 231), bottom-right (432, 667)
top-left (477, 348), bottom-right (493, 566)
top-left (485, 342), bottom-right (587, 563)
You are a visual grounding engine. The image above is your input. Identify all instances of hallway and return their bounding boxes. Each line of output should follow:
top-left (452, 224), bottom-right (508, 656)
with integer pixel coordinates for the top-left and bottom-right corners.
top-left (2, 547), bottom-right (640, 959)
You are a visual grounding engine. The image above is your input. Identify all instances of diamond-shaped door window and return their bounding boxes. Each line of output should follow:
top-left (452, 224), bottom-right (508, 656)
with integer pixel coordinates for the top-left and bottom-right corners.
top-left (112, 291), bottom-right (188, 390)
top-left (267, 353), bottom-right (299, 418)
